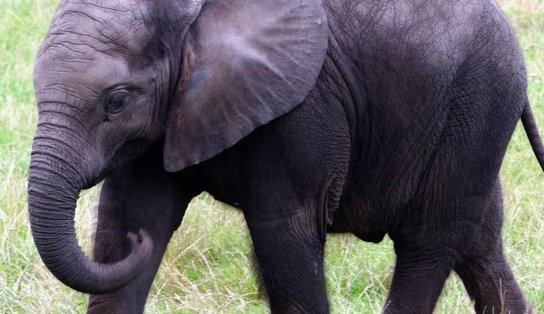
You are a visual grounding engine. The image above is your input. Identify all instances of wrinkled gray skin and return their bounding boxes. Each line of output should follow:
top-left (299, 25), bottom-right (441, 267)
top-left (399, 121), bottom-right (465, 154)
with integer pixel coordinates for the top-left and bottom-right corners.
top-left (29, 0), bottom-right (538, 313)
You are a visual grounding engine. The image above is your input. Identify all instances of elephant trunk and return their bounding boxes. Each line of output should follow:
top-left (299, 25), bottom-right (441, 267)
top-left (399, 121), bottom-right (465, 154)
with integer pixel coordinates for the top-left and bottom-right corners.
top-left (28, 137), bottom-right (153, 294)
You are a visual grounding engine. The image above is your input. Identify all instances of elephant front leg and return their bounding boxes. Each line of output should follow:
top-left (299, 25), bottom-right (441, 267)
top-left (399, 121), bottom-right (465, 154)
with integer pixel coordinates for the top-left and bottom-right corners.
top-left (245, 208), bottom-right (328, 314)
top-left (86, 155), bottom-right (195, 314)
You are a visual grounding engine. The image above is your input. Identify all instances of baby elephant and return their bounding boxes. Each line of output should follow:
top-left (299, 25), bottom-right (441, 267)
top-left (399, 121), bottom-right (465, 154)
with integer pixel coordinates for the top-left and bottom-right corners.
top-left (29, 0), bottom-right (540, 312)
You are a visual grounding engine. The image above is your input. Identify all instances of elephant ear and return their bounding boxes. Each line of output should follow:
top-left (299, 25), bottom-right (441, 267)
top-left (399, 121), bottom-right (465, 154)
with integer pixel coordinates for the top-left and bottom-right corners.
top-left (163, 0), bottom-right (328, 172)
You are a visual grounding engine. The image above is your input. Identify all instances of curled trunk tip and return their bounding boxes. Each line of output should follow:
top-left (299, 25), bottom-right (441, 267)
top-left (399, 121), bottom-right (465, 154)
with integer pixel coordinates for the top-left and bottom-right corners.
top-left (28, 157), bottom-right (153, 294)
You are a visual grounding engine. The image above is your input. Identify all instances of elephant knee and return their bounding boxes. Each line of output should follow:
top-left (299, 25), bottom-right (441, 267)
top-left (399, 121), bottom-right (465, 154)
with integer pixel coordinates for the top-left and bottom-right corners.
top-left (88, 294), bottom-right (122, 314)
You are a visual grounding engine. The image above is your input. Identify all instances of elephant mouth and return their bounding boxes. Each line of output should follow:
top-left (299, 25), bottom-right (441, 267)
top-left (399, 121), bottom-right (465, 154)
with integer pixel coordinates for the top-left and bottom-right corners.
top-left (81, 172), bottom-right (108, 190)
top-left (75, 139), bottom-right (152, 191)
top-left (104, 138), bottom-right (155, 170)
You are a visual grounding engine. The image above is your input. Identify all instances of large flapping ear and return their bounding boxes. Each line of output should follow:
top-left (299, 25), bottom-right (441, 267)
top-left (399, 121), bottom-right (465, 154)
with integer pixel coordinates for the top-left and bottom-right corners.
top-left (163, 0), bottom-right (328, 172)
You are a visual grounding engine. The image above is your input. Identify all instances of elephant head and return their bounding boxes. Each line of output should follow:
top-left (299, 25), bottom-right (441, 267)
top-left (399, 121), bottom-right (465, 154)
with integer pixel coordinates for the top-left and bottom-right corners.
top-left (28, 0), bottom-right (328, 293)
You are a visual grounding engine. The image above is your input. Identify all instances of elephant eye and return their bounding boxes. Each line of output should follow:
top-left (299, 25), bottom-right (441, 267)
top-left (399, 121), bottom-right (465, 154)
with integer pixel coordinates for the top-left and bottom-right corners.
top-left (104, 89), bottom-right (129, 114)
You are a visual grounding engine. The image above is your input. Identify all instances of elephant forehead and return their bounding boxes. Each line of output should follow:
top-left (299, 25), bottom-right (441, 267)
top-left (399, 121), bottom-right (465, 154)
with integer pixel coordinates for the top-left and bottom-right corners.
top-left (34, 51), bottom-right (130, 100)
top-left (39, 0), bottom-right (151, 57)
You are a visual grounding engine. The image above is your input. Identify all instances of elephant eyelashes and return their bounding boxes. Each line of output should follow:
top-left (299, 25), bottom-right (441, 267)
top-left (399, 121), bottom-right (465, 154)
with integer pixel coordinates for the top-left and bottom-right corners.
top-left (103, 87), bottom-right (136, 115)
top-left (104, 90), bottom-right (128, 114)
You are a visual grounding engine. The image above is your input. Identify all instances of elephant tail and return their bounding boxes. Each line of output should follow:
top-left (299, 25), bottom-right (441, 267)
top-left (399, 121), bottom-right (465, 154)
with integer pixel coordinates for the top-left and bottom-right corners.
top-left (521, 103), bottom-right (544, 172)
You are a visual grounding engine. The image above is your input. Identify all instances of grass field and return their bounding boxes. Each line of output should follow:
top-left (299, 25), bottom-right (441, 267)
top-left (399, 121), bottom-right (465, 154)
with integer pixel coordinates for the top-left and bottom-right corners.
top-left (0, 0), bottom-right (543, 313)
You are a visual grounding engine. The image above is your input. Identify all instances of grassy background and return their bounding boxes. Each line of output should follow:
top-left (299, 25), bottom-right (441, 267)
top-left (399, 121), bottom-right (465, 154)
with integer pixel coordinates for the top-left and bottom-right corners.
top-left (0, 0), bottom-right (543, 313)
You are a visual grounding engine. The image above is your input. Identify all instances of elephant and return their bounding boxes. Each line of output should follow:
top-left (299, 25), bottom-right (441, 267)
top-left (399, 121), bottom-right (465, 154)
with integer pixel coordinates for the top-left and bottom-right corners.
top-left (28, 0), bottom-right (542, 312)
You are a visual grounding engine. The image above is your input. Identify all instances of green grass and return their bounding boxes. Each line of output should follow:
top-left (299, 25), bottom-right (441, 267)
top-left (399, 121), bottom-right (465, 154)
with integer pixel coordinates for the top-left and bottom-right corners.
top-left (1, 0), bottom-right (543, 313)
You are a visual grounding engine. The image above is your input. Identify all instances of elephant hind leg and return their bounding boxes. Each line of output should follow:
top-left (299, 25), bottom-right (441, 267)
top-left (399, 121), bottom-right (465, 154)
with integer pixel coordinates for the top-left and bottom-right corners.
top-left (385, 238), bottom-right (455, 313)
top-left (453, 188), bottom-right (532, 314)
top-left (454, 246), bottom-right (531, 314)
